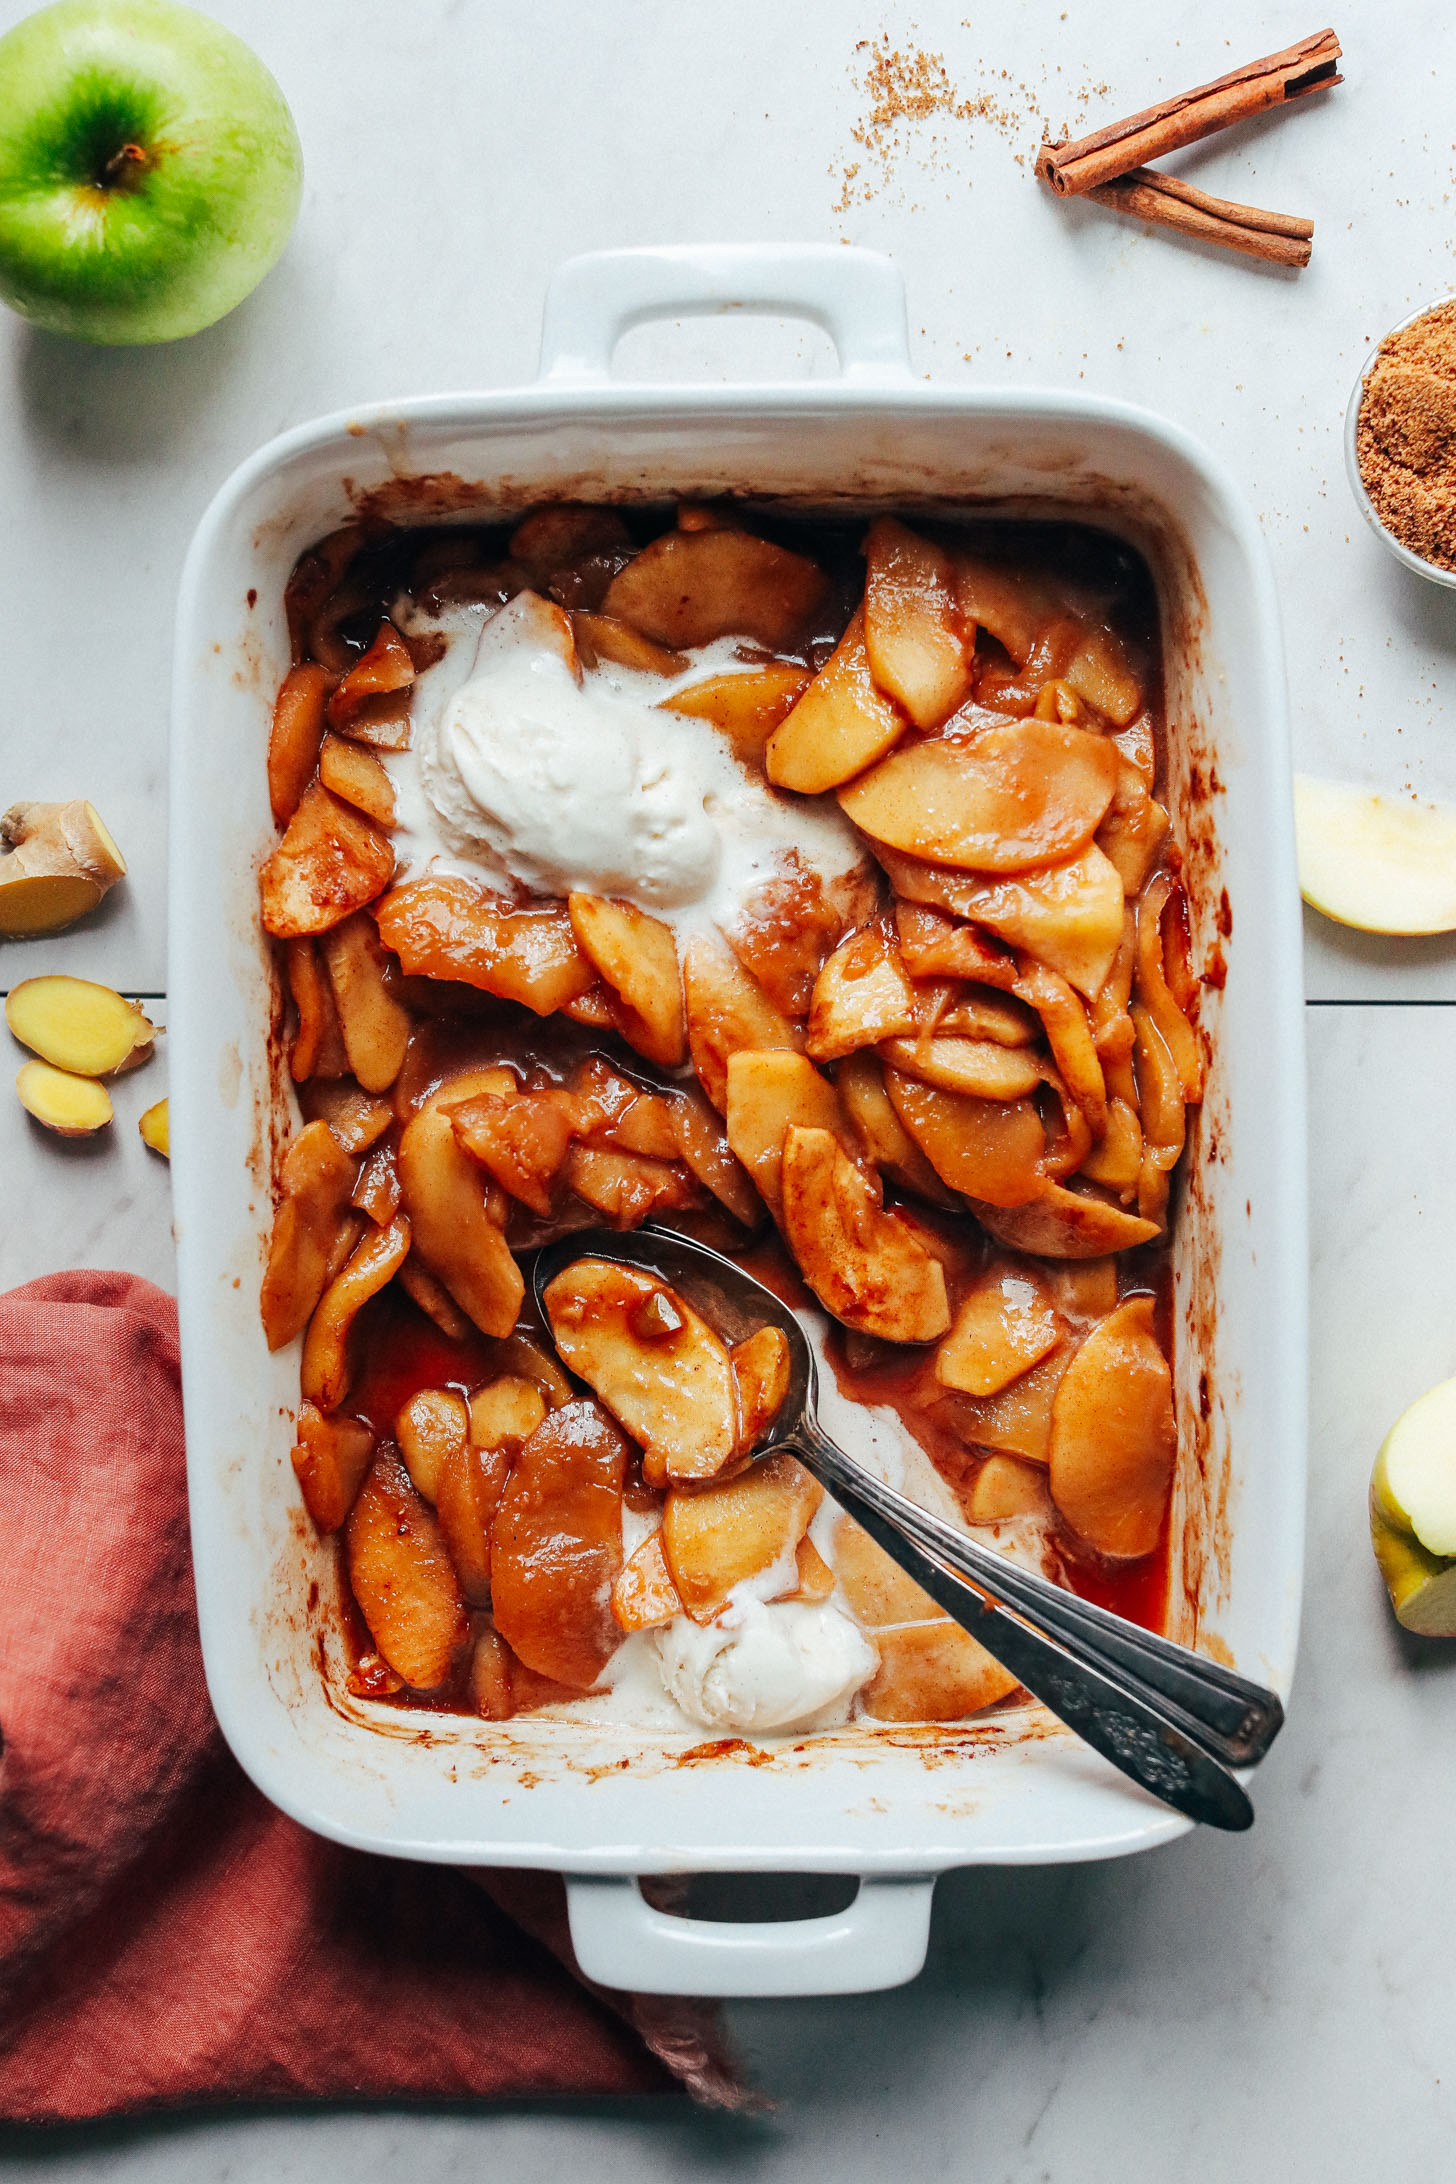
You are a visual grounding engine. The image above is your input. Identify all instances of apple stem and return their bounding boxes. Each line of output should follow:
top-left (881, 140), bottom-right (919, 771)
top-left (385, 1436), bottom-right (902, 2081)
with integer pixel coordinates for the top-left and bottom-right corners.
top-left (100, 142), bottom-right (149, 190)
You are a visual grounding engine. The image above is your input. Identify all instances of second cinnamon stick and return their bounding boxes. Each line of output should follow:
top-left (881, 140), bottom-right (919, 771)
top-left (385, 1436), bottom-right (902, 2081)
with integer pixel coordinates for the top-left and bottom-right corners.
top-left (1085, 168), bottom-right (1315, 268)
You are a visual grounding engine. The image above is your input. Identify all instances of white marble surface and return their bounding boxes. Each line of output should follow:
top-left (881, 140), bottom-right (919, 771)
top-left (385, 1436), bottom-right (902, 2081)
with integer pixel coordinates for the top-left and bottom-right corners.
top-left (4, 0), bottom-right (1456, 2173)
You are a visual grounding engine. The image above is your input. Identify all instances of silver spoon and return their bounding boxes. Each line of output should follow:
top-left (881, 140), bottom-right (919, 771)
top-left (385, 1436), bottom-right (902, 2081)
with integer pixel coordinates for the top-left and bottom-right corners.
top-left (532, 1224), bottom-right (1284, 1833)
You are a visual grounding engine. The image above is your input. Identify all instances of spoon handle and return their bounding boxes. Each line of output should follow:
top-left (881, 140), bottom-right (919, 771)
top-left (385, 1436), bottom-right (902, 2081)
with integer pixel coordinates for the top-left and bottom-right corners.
top-left (789, 1420), bottom-right (1256, 1831)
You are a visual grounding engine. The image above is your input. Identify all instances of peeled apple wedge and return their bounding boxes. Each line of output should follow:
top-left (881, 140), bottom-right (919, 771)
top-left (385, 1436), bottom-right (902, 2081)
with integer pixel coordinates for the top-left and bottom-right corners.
top-left (6, 977), bottom-right (154, 1077)
top-left (780, 1124), bottom-right (949, 1342)
top-left (1294, 774), bottom-right (1456, 933)
top-left (1371, 1378), bottom-right (1456, 1633)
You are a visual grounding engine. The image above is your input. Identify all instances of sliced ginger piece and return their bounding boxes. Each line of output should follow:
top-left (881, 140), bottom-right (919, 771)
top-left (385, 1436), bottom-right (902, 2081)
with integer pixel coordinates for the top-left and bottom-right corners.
top-left (0, 799), bottom-right (127, 935)
top-left (936, 1270), bottom-right (1063, 1397)
top-left (661, 1452), bottom-right (822, 1623)
top-left (780, 1124), bottom-right (950, 1343)
top-left (16, 1059), bottom-right (112, 1136)
top-left (612, 1529), bottom-right (684, 1632)
top-left (6, 976), bottom-right (154, 1077)
top-left (138, 1096), bottom-right (169, 1157)
top-left (544, 1258), bottom-right (738, 1484)
top-left (568, 892), bottom-right (685, 1068)
top-left (862, 516), bottom-right (971, 729)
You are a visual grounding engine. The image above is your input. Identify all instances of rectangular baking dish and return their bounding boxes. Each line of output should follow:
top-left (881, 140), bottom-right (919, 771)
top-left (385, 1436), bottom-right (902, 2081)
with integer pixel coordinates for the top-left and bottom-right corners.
top-left (169, 244), bottom-right (1307, 1998)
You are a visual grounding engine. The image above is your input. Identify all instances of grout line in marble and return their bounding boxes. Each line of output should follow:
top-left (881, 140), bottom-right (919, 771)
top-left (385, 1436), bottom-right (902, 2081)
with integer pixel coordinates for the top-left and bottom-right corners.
top-left (0, 990), bottom-right (165, 1000)
top-left (1304, 998), bottom-right (1456, 1007)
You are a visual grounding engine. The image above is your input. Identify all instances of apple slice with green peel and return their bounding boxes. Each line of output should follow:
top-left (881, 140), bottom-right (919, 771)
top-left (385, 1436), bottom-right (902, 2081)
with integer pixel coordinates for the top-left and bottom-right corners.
top-left (1371, 1379), bottom-right (1456, 1633)
top-left (1295, 774), bottom-right (1456, 934)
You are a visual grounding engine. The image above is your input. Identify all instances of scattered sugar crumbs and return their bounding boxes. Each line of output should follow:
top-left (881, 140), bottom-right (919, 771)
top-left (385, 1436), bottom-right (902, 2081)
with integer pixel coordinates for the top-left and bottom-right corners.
top-left (1356, 301), bottom-right (1456, 571)
top-left (831, 28), bottom-right (1106, 213)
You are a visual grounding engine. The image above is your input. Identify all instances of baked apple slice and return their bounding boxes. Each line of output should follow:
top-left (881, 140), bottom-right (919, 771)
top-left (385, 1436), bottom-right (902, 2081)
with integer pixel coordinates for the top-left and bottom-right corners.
top-left (862, 517), bottom-right (971, 729)
top-left (661, 1452), bottom-right (821, 1622)
top-left (661, 663), bottom-right (812, 761)
top-left (780, 1124), bottom-right (950, 1342)
top-left (268, 663), bottom-right (330, 827)
top-left (833, 1517), bottom-right (1017, 1719)
top-left (765, 609), bottom-right (906, 794)
top-left (291, 1402), bottom-right (375, 1534)
top-left (564, 1144), bottom-right (701, 1228)
top-left (877, 842), bottom-right (1126, 999)
top-left (883, 1068), bottom-right (1045, 1207)
top-left (346, 1450), bottom-right (467, 1690)
top-left (301, 1214), bottom-right (411, 1411)
top-left (682, 932), bottom-right (803, 1112)
top-left (259, 784), bottom-right (395, 940)
top-left (260, 1120), bottom-right (360, 1349)
top-left (395, 1386), bottom-right (469, 1502)
top-left (568, 893), bottom-right (685, 1068)
top-left (729, 1326), bottom-right (792, 1456)
top-left (397, 1105), bottom-right (525, 1336)
top-left (805, 924), bottom-right (920, 1061)
top-left (970, 1181), bottom-right (1161, 1259)
top-left (835, 1048), bottom-right (957, 1207)
top-left (318, 733), bottom-right (397, 829)
top-left (377, 876), bottom-right (597, 1015)
top-left (602, 527), bottom-right (828, 650)
top-left (611, 1529), bottom-right (685, 1632)
top-left (1048, 1296), bottom-right (1175, 1557)
top-left (894, 901), bottom-right (1018, 986)
top-left (935, 1269), bottom-right (1063, 1396)
top-left (670, 1084), bottom-right (762, 1226)
top-left (725, 1049), bottom-right (857, 1218)
top-left (319, 911), bottom-right (411, 1093)
top-left (944, 1342), bottom-right (1070, 1463)
top-left (451, 1088), bottom-right (580, 1215)
top-left (490, 1400), bottom-right (627, 1688)
top-left (840, 721), bottom-right (1118, 875)
top-left (543, 1258), bottom-right (738, 1483)
top-left (1064, 624), bottom-right (1142, 726)
top-left (965, 1453), bottom-right (1052, 1523)
top-left (877, 1035), bottom-right (1043, 1102)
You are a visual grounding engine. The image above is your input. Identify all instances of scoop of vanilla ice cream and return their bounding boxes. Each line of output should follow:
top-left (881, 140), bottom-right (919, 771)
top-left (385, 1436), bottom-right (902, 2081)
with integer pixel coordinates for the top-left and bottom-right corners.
top-left (416, 593), bottom-right (721, 908)
top-left (652, 1597), bottom-right (878, 1735)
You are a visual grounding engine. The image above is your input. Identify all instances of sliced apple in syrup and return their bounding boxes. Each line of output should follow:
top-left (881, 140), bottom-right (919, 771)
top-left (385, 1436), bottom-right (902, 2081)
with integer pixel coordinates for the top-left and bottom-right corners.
top-left (765, 609), bottom-right (907, 794)
top-left (971, 1180), bottom-right (1160, 1260)
top-left (543, 1258), bottom-right (739, 1484)
top-left (861, 517), bottom-right (971, 729)
top-left (805, 923), bottom-right (920, 1061)
top-left (877, 842), bottom-right (1125, 999)
top-left (725, 1048), bottom-right (856, 1218)
top-left (683, 932), bottom-right (803, 1113)
top-left (883, 1068), bottom-right (1045, 1208)
top-left (840, 721), bottom-right (1118, 875)
top-left (660, 663), bottom-right (812, 762)
top-left (568, 892), bottom-right (685, 1067)
top-left (661, 1452), bottom-right (821, 1622)
top-left (935, 1270), bottom-right (1063, 1396)
top-left (780, 1124), bottom-right (950, 1342)
top-left (1047, 1295), bottom-right (1175, 1558)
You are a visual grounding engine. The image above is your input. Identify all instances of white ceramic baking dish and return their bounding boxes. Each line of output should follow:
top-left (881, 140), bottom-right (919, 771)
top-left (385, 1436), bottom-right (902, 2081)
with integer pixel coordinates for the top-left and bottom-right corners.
top-left (170, 244), bottom-right (1307, 1999)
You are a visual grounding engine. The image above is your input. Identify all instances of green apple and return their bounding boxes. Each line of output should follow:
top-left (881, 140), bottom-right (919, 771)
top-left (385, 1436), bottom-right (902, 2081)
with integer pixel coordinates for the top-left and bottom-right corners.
top-left (0, 0), bottom-right (302, 344)
top-left (1371, 1377), bottom-right (1456, 1634)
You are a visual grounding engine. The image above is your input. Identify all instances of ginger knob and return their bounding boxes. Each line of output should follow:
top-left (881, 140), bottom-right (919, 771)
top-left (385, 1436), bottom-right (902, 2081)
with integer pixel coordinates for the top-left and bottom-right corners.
top-left (0, 800), bottom-right (127, 936)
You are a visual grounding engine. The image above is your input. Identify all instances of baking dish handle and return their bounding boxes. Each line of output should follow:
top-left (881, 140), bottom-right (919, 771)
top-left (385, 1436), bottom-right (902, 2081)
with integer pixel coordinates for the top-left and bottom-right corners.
top-left (537, 243), bottom-right (912, 386)
top-left (564, 1872), bottom-right (935, 1997)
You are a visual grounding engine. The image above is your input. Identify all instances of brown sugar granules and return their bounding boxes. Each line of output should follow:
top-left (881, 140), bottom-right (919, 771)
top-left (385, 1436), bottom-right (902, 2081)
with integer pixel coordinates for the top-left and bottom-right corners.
top-left (1356, 302), bottom-right (1456, 570)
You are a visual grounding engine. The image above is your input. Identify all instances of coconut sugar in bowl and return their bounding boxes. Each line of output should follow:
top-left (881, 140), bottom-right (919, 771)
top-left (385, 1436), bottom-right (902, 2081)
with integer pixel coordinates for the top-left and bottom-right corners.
top-left (1347, 297), bottom-right (1456, 587)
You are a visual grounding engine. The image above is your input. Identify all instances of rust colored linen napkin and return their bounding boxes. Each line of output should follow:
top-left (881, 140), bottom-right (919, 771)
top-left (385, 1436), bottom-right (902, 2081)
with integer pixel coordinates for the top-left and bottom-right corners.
top-left (0, 1271), bottom-right (744, 2121)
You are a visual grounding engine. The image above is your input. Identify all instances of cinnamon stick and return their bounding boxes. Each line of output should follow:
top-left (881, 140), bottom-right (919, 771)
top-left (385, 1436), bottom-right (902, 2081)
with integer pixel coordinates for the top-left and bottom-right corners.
top-left (1084, 168), bottom-right (1314, 268)
top-left (1036, 29), bottom-right (1341, 198)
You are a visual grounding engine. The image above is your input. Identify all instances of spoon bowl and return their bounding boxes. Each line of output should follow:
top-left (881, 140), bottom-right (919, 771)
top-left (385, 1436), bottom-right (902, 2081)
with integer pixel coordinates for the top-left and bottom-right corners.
top-left (531, 1224), bottom-right (1283, 1832)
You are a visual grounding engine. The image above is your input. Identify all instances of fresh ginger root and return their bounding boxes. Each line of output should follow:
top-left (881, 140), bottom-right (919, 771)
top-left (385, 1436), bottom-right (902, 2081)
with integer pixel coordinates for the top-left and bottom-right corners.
top-left (0, 801), bottom-right (127, 935)
top-left (6, 976), bottom-right (154, 1076)
top-left (16, 1059), bottom-right (113, 1136)
top-left (139, 1098), bottom-right (170, 1157)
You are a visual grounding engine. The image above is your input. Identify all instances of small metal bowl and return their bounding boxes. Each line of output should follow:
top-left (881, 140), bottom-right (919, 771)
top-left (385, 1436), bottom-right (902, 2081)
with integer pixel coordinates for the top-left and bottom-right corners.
top-left (1344, 294), bottom-right (1456, 590)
